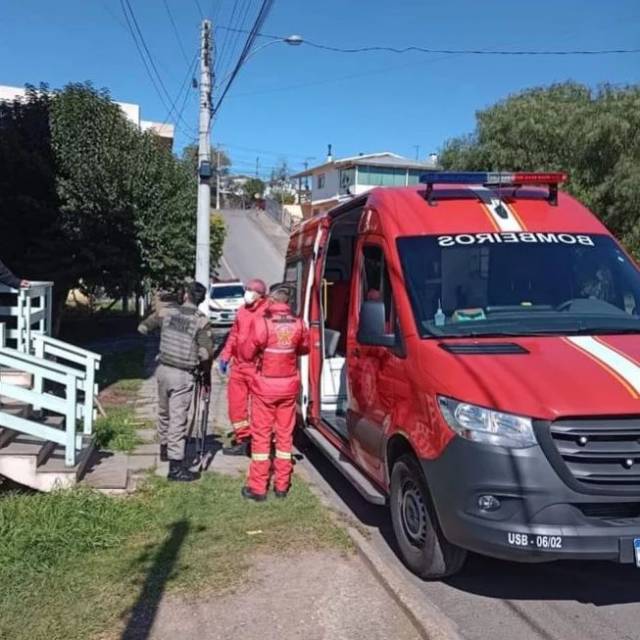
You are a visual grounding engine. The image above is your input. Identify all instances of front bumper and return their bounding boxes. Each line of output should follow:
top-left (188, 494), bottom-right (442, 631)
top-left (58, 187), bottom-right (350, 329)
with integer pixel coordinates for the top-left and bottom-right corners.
top-left (209, 309), bottom-right (236, 325)
top-left (422, 437), bottom-right (640, 564)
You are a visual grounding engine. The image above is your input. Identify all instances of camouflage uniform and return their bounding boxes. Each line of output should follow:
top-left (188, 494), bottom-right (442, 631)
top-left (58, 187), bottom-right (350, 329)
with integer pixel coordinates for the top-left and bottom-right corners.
top-left (138, 301), bottom-right (214, 461)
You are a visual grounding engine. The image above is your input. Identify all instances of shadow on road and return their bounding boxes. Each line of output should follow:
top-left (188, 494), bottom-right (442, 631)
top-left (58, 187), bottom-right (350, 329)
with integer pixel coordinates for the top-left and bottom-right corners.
top-left (295, 429), bottom-right (640, 608)
top-left (121, 520), bottom-right (190, 640)
top-left (446, 553), bottom-right (640, 606)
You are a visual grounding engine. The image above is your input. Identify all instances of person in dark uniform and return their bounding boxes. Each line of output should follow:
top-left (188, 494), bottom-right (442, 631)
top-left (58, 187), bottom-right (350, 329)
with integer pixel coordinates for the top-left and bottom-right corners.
top-left (138, 281), bottom-right (214, 482)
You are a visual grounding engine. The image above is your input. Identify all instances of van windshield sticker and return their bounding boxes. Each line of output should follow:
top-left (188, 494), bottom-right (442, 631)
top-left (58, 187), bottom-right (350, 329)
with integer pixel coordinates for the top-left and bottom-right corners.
top-left (437, 233), bottom-right (595, 247)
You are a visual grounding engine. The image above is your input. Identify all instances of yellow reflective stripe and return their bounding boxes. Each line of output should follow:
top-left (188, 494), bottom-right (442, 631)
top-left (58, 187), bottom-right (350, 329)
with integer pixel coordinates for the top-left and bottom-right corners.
top-left (275, 449), bottom-right (292, 460)
top-left (232, 419), bottom-right (250, 429)
top-left (251, 453), bottom-right (270, 461)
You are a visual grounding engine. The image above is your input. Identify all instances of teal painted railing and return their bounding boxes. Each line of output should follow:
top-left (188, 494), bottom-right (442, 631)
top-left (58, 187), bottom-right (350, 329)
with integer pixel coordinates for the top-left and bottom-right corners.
top-left (0, 284), bottom-right (102, 467)
top-left (32, 334), bottom-right (101, 435)
top-left (0, 326), bottom-right (84, 466)
top-left (0, 282), bottom-right (53, 352)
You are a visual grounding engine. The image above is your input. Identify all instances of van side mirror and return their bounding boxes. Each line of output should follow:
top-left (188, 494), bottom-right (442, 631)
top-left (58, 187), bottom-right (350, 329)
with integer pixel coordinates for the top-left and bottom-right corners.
top-left (357, 301), bottom-right (396, 347)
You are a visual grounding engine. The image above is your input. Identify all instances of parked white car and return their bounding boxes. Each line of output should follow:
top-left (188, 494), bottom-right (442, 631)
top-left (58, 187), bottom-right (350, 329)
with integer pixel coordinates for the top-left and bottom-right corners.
top-left (209, 281), bottom-right (244, 326)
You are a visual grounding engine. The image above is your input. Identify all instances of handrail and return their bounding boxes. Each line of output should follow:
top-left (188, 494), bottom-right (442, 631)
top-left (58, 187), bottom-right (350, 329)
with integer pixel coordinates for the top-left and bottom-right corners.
top-left (31, 334), bottom-right (100, 434)
top-left (0, 281), bottom-right (53, 352)
top-left (0, 360), bottom-right (78, 466)
top-left (32, 334), bottom-right (102, 362)
top-left (0, 346), bottom-right (85, 380)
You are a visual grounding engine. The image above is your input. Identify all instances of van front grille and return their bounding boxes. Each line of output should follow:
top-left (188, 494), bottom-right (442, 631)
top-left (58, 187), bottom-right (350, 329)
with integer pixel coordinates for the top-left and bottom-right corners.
top-left (549, 419), bottom-right (640, 489)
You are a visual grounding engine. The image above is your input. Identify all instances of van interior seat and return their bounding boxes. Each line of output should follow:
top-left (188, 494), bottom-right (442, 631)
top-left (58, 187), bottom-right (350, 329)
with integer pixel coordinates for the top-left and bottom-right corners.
top-left (321, 355), bottom-right (347, 410)
top-left (325, 280), bottom-right (350, 354)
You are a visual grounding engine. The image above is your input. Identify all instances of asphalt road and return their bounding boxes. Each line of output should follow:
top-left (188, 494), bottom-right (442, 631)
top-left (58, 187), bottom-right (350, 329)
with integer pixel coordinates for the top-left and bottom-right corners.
top-left (220, 207), bottom-right (640, 640)
top-left (217, 209), bottom-right (285, 287)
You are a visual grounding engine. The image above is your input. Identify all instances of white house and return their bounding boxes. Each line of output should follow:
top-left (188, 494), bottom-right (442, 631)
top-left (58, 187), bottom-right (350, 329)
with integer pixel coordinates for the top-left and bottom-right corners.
top-left (291, 148), bottom-right (438, 218)
top-left (0, 84), bottom-right (174, 149)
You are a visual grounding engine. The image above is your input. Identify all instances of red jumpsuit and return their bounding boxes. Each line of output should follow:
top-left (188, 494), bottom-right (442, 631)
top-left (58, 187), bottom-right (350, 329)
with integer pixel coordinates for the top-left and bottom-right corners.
top-left (220, 297), bottom-right (268, 442)
top-left (240, 302), bottom-right (309, 495)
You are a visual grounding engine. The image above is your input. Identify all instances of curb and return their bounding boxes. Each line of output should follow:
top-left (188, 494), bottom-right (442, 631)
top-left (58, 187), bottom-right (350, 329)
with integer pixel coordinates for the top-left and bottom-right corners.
top-left (296, 460), bottom-right (464, 640)
top-left (347, 526), bottom-right (464, 640)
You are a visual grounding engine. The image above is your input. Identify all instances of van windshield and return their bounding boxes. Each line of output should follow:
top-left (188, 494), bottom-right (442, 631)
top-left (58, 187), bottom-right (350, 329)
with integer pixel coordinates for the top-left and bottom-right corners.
top-left (397, 233), bottom-right (640, 338)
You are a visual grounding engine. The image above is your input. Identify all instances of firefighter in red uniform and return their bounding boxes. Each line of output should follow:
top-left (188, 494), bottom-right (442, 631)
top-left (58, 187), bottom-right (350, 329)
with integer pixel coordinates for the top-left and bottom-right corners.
top-left (218, 278), bottom-right (268, 456)
top-left (240, 285), bottom-right (309, 501)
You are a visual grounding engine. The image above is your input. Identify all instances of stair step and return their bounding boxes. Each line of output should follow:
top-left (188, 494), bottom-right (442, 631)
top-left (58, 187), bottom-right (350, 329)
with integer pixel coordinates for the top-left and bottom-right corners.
top-left (0, 435), bottom-right (45, 456)
top-left (0, 426), bottom-right (20, 448)
top-left (83, 452), bottom-right (130, 490)
top-left (37, 438), bottom-right (94, 475)
top-left (303, 426), bottom-right (386, 506)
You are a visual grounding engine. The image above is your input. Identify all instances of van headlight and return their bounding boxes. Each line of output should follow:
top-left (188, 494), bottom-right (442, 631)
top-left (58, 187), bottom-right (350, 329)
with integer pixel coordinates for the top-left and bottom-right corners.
top-left (437, 396), bottom-right (536, 448)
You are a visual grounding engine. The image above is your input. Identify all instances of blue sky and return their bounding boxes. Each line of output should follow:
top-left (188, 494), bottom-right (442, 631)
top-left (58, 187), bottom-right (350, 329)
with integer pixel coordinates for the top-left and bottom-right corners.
top-left (1, 0), bottom-right (638, 177)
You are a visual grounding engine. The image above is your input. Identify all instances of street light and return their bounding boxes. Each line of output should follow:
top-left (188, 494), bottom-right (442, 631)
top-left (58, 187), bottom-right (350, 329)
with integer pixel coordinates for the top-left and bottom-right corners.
top-left (215, 35), bottom-right (305, 90)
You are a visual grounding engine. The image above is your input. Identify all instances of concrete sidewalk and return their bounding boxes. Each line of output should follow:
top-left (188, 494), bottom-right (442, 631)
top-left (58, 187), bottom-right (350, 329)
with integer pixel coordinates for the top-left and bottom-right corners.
top-left (124, 349), bottom-right (423, 640)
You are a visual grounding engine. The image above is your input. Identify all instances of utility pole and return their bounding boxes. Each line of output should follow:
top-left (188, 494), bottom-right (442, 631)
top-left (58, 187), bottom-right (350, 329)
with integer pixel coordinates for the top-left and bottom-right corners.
top-left (255, 156), bottom-right (260, 178)
top-left (413, 144), bottom-right (420, 161)
top-left (195, 19), bottom-right (212, 306)
top-left (215, 149), bottom-right (221, 210)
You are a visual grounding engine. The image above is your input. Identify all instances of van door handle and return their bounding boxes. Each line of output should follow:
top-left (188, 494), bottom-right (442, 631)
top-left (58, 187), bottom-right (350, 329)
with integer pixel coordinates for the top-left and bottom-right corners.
top-left (351, 347), bottom-right (361, 358)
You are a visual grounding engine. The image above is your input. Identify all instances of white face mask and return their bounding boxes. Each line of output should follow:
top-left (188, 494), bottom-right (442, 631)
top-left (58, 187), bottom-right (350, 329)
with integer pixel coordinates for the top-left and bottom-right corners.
top-left (244, 290), bottom-right (259, 305)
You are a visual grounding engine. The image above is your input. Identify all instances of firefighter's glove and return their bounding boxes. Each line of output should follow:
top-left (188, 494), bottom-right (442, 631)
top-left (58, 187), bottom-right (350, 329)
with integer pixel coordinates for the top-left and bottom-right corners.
top-left (218, 360), bottom-right (229, 376)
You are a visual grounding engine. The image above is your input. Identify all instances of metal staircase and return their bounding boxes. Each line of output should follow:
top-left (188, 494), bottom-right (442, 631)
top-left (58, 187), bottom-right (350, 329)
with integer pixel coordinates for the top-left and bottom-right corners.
top-left (0, 283), bottom-right (100, 491)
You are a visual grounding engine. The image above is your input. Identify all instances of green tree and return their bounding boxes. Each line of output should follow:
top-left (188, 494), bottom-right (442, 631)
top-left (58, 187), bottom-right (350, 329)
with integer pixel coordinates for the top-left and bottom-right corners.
top-left (0, 86), bottom-right (63, 288)
top-left (241, 177), bottom-right (265, 202)
top-left (440, 82), bottom-right (640, 256)
top-left (0, 82), bottom-right (212, 327)
top-left (210, 213), bottom-right (226, 269)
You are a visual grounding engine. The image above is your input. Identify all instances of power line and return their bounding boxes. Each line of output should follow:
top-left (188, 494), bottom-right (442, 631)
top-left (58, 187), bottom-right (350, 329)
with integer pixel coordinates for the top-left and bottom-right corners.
top-left (120, 0), bottom-right (171, 112)
top-left (120, 0), bottom-right (195, 135)
top-left (161, 51), bottom-right (199, 133)
top-left (214, 0), bottom-right (244, 81)
top-left (218, 26), bottom-right (640, 56)
top-left (162, 0), bottom-right (191, 64)
top-left (193, 0), bottom-right (205, 19)
top-left (213, 0), bottom-right (274, 114)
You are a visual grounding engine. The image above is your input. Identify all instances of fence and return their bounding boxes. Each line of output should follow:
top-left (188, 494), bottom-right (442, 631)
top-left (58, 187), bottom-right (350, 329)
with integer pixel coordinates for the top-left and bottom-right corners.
top-left (0, 283), bottom-right (101, 467)
top-left (0, 282), bottom-right (53, 352)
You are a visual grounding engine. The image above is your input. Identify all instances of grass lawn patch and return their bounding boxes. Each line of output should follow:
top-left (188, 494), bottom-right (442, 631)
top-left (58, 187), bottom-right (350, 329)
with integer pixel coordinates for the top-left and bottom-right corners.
top-left (93, 347), bottom-right (148, 452)
top-left (98, 346), bottom-right (146, 399)
top-left (94, 407), bottom-right (144, 453)
top-left (0, 473), bottom-right (352, 640)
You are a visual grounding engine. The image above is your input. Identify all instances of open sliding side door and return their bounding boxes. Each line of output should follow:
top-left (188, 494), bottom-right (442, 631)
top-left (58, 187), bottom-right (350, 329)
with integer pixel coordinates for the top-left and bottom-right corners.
top-left (299, 217), bottom-right (330, 424)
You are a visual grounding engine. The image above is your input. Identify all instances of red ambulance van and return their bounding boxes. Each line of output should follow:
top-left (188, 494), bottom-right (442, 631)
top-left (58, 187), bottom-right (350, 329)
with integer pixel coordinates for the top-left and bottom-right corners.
top-left (283, 172), bottom-right (640, 578)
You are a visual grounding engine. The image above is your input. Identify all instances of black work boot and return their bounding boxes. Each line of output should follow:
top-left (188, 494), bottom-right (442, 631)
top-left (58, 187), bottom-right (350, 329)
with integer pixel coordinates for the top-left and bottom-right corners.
top-left (159, 444), bottom-right (168, 462)
top-left (274, 488), bottom-right (289, 499)
top-left (241, 486), bottom-right (267, 502)
top-left (223, 440), bottom-right (250, 457)
top-left (168, 460), bottom-right (199, 482)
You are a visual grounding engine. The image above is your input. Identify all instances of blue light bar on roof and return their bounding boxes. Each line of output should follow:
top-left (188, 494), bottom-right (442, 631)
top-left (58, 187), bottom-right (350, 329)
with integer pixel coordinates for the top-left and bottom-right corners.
top-left (419, 171), bottom-right (567, 186)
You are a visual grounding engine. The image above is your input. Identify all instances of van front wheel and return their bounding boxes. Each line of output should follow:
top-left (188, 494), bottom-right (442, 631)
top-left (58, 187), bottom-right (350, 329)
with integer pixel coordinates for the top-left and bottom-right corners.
top-left (390, 454), bottom-right (467, 579)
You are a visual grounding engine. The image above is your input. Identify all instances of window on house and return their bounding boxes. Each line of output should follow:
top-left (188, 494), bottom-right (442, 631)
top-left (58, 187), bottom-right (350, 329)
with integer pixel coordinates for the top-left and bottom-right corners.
top-left (317, 173), bottom-right (326, 189)
top-left (339, 168), bottom-right (355, 193)
top-left (358, 165), bottom-right (407, 187)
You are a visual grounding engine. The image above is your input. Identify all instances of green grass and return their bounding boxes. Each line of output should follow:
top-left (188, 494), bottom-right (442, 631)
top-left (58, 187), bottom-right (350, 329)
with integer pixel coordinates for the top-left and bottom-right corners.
top-left (94, 407), bottom-right (144, 453)
top-left (0, 474), bottom-right (351, 640)
top-left (93, 347), bottom-right (148, 452)
top-left (97, 346), bottom-right (146, 394)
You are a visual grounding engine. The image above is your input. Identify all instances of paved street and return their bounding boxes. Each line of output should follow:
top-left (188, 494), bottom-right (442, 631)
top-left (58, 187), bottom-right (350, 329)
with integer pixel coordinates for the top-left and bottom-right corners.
top-left (221, 208), bottom-right (640, 640)
top-left (218, 209), bottom-right (286, 287)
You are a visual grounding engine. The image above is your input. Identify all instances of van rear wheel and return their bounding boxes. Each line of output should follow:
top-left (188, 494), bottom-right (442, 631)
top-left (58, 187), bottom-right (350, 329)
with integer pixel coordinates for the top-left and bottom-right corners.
top-left (390, 454), bottom-right (467, 579)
